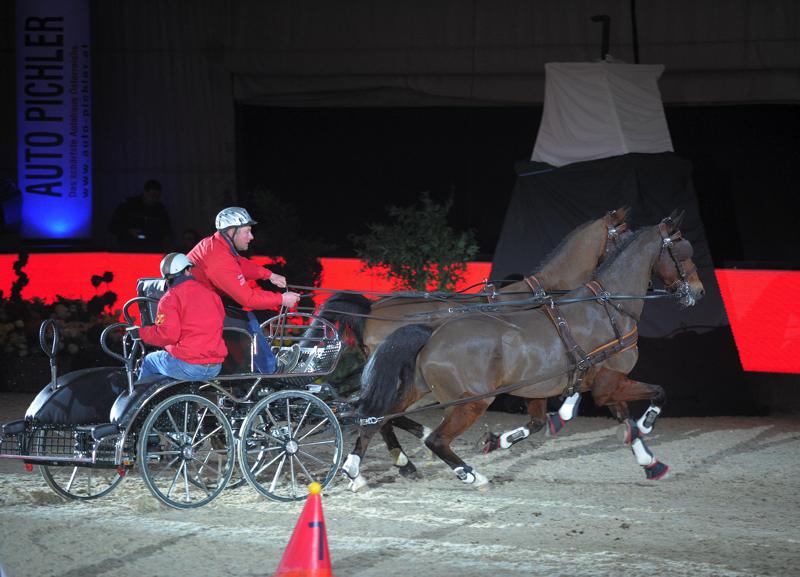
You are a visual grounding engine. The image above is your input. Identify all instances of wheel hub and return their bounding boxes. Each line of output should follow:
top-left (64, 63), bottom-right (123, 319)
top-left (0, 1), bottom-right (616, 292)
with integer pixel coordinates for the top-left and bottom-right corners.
top-left (181, 444), bottom-right (194, 460)
top-left (285, 439), bottom-right (299, 455)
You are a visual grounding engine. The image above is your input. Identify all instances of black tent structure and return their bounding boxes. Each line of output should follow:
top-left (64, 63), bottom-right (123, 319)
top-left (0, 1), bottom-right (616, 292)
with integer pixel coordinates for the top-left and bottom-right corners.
top-left (489, 62), bottom-right (751, 415)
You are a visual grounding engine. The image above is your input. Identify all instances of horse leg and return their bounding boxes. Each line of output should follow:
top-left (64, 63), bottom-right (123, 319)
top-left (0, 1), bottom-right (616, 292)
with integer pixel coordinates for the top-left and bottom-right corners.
top-left (425, 400), bottom-right (492, 487)
top-left (590, 368), bottom-right (669, 480)
top-left (545, 392), bottom-right (582, 437)
top-left (341, 425), bottom-right (381, 492)
top-left (483, 398), bottom-right (547, 453)
top-left (379, 416), bottom-right (432, 478)
top-left (591, 368), bottom-right (666, 436)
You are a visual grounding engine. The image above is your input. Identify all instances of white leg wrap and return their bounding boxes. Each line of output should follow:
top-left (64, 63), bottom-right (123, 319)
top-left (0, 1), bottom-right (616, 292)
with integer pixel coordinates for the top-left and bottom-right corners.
top-left (631, 437), bottom-right (655, 466)
top-left (421, 426), bottom-right (433, 442)
top-left (636, 405), bottom-right (662, 435)
top-left (499, 426), bottom-right (530, 449)
top-left (342, 454), bottom-right (368, 491)
top-left (453, 466), bottom-right (489, 487)
top-left (389, 448), bottom-right (409, 467)
top-left (558, 392), bottom-right (581, 421)
top-left (342, 453), bottom-right (361, 479)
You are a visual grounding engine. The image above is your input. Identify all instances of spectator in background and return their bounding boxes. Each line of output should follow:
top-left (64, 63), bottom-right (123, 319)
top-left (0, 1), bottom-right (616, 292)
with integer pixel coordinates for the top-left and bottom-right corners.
top-left (109, 179), bottom-right (172, 251)
top-left (178, 228), bottom-right (200, 254)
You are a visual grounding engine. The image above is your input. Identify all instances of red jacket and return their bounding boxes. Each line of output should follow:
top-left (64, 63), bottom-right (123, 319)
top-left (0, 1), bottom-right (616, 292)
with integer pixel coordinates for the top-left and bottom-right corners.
top-left (188, 232), bottom-right (282, 310)
top-left (140, 276), bottom-right (227, 364)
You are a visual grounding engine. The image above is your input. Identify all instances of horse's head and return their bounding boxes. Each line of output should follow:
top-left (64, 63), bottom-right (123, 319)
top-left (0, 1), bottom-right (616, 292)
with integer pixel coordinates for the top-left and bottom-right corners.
top-left (655, 211), bottom-right (705, 307)
top-left (603, 206), bottom-right (633, 261)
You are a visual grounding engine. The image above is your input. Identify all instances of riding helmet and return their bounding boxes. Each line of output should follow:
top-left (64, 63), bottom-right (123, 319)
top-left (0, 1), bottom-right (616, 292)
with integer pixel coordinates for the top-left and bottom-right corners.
top-left (160, 252), bottom-right (193, 279)
top-left (215, 207), bottom-right (257, 231)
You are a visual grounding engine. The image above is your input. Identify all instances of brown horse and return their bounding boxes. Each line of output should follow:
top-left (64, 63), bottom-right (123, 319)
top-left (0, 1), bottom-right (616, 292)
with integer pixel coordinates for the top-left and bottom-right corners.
top-left (343, 215), bottom-right (704, 489)
top-left (316, 208), bottom-right (631, 476)
top-left (320, 208), bottom-right (630, 357)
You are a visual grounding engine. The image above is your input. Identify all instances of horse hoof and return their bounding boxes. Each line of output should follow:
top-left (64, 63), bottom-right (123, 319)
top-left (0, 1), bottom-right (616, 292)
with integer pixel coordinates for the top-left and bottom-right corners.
top-left (644, 460), bottom-right (669, 480)
top-left (616, 419), bottom-right (640, 445)
top-left (482, 432), bottom-right (501, 453)
top-left (398, 462), bottom-right (418, 478)
top-left (472, 471), bottom-right (490, 489)
top-left (347, 474), bottom-right (368, 492)
top-left (545, 413), bottom-right (564, 437)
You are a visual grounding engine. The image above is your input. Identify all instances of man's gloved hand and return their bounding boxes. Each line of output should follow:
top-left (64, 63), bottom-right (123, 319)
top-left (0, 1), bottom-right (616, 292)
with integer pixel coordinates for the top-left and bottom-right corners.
top-left (125, 326), bottom-right (141, 340)
top-left (269, 272), bottom-right (287, 288)
top-left (281, 292), bottom-right (300, 308)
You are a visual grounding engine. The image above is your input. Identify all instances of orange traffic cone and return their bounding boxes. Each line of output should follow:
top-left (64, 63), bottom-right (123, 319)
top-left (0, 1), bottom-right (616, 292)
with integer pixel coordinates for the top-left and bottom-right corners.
top-left (271, 482), bottom-right (338, 577)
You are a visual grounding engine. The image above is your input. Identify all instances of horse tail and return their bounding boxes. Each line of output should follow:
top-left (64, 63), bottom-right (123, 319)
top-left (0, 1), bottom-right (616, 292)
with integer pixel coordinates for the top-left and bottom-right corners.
top-left (307, 292), bottom-right (371, 349)
top-left (357, 324), bottom-right (434, 419)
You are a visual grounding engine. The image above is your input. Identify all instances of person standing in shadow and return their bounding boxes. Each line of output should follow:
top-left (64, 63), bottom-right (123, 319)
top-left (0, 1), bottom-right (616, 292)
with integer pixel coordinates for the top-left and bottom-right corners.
top-left (109, 179), bottom-right (172, 251)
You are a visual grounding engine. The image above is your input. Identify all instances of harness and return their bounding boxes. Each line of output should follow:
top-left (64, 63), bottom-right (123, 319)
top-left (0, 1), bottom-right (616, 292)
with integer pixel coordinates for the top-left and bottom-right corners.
top-left (543, 280), bottom-right (638, 397)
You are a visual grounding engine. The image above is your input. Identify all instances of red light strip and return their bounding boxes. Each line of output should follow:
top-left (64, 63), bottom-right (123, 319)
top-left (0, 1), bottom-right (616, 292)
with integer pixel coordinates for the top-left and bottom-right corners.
top-left (715, 269), bottom-right (800, 374)
top-left (2, 254), bottom-right (796, 374)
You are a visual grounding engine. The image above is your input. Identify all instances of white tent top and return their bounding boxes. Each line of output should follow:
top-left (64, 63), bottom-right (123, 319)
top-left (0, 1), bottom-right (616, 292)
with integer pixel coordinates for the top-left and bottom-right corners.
top-left (531, 62), bottom-right (674, 167)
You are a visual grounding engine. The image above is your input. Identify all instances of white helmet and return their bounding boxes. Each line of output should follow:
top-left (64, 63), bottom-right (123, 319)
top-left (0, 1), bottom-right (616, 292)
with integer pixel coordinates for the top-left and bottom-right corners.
top-left (160, 252), bottom-right (193, 278)
top-left (215, 207), bottom-right (257, 231)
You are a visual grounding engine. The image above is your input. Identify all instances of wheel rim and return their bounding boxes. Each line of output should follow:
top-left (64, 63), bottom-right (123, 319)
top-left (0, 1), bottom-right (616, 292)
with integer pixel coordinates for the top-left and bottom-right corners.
top-left (138, 394), bottom-right (234, 509)
top-left (35, 430), bottom-right (124, 500)
top-left (238, 390), bottom-right (343, 502)
top-left (40, 463), bottom-right (124, 500)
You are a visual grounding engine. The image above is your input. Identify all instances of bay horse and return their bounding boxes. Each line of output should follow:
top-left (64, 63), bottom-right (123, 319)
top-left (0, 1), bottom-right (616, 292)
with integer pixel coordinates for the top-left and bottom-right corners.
top-left (319, 207), bottom-right (631, 357)
top-left (315, 208), bottom-right (631, 476)
top-left (343, 215), bottom-right (704, 489)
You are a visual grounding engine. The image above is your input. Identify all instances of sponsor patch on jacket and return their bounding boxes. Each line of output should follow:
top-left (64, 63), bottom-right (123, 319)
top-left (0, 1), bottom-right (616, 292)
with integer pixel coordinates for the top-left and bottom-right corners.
top-left (155, 312), bottom-right (165, 325)
top-left (237, 273), bottom-right (245, 286)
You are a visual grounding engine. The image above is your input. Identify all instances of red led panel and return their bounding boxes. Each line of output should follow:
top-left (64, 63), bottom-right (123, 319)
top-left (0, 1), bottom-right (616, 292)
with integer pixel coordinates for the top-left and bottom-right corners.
top-left (6, 255), bottom-right (795, 374)
top-left (715, 269), bottom-right (800, 374)
top-left (0, 253), bottom-right (492, 311)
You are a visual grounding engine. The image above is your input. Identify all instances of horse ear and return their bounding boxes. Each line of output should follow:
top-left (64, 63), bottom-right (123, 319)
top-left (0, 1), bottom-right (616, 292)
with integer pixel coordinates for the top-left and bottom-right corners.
top-left (612, 205), bottom-right (630, 224)
top-left (606, 206), bottom-right (630, 225)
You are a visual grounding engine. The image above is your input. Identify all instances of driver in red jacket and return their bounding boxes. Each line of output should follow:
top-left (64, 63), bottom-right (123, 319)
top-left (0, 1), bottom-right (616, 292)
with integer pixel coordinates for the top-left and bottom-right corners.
top-left (188, 207), bottom-right (300, 311)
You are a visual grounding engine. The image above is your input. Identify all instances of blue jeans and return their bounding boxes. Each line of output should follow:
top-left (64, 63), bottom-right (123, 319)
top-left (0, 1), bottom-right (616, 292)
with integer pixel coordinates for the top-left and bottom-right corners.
top-left (138, 350), bottom-right (222, 382)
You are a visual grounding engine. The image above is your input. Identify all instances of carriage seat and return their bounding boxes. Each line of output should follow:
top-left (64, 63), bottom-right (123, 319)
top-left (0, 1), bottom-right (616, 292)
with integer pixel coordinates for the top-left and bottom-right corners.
top-left (109, 374), bottom-right (175, 427)
top-left (136, 277), bottom-right (167, 326)
top-left (1, 419), bottom-right (26, 436)
top-left (24, 367), bottom-right (129, 426)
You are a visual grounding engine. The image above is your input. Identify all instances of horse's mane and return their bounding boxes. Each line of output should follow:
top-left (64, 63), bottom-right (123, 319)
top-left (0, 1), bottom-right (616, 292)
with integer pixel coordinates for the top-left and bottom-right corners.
top-left (591, 227), bottom-right (647, 279)
top-left (528, 218), bottom-right (596, 275)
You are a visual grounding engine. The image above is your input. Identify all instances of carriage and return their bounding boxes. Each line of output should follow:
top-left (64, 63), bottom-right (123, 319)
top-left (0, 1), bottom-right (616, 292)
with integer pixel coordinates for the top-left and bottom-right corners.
top-left (1, 210), bottom-right (704, 505)
top-left (0, 279), bottom-right (349, 509)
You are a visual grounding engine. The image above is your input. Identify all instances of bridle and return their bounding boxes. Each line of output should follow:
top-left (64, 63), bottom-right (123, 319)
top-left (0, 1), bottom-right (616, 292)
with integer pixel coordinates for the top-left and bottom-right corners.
top-left (605, 219), bottom-right (630, 259)
top-left (657, 220), bottom-right (696, 304)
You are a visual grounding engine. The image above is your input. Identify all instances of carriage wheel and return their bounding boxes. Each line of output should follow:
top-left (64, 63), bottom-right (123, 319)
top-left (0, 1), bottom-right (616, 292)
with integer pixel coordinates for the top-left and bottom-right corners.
top-left (238, 390), bottom-right (343, 502)
top-left (35, 431), bottom-right (124, 500)
top-left (223, 438), bottom-right (248, 490)
top-left (40, 464), bottom-right (124, 500)
top-left (138, 394), bottom-right (235, 509)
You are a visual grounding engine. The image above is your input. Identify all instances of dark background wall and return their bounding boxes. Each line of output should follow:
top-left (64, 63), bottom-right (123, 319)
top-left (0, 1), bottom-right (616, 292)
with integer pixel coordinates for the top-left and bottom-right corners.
top-left (238, 103), bottom-right (800, 264)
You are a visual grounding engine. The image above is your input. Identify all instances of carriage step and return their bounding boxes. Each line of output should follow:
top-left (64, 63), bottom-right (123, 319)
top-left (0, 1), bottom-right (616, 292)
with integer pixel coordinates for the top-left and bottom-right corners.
top-left (88, 423), bottom-right (120, 441)
top-left (1, 420), bottom-right (25, 436)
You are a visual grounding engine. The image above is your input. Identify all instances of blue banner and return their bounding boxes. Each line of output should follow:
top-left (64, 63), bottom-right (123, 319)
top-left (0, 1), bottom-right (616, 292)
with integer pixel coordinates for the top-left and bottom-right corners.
top-left (17, 0), bottom-right (91, 239)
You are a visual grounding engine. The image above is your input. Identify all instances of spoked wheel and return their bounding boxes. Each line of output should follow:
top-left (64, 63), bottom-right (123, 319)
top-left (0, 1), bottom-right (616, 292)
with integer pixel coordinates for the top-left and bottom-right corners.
top-left (34, 430), bottom-right (125, 500)
top-left (138, 394), bottom-right (235, 509)
top-left (238, 390), bottom-right (343, 502)
top-left (40, 464), bottom-right (125, 501)
top-left (224, 438), bottom-right (248, 490)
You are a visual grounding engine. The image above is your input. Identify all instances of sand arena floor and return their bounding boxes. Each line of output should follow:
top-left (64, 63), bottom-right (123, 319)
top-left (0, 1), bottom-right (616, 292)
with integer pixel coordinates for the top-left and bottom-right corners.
top-left (1, 392), bottom-right (799, 577)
